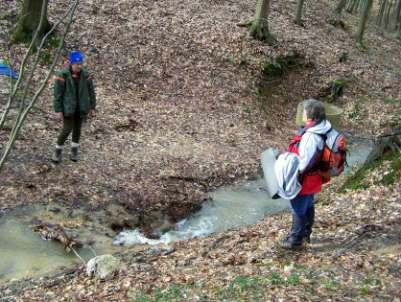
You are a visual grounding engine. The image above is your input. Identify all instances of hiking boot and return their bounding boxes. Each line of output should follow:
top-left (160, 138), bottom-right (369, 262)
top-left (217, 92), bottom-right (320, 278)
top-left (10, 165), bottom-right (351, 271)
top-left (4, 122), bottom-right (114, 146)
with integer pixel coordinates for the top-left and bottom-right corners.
top-left (51, 147), bottom-right (62, 163)
top-left (279, 213), bottom-right (306, 250)
top-left (70, 147), bottom-right (79, 162)
top-left (279, 235), bottom-right (304, 250)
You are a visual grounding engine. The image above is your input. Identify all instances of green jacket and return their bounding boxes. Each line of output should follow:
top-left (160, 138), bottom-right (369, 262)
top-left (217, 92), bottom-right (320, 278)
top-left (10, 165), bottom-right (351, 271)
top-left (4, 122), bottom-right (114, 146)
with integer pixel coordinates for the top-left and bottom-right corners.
top-left (53, 67), bottom-right (96, 117)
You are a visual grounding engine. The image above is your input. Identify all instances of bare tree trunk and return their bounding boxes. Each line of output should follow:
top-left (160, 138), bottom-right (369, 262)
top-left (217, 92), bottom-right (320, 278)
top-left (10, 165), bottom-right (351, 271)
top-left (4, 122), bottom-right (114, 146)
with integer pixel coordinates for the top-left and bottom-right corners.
top-left (356, 0), bottom-right (373, 45)
top-left (395, 0), bottom-right (401, 29)
top-left (358, 0), bottom-right (365, 12)
top-left (11, 0), bottom-right (51, 43)
top-left (249, 0), bottom-right (275, 43)
top-left (295, 0), bottom-right (305, 25)
top-left (346, 0), bottom-right (354, 13)
top-left (377, 0), bottom-right (387, 26)
top-left (347, 0), bottom-right (359, 13)
top-left (0, 0), bottom-right (49, 130)
top-left (335, 0), bottom-right (348, 15)
top-left (397, 24), bottom-right (401, 38)
top-left (384, 0), bottom-right (394, 30)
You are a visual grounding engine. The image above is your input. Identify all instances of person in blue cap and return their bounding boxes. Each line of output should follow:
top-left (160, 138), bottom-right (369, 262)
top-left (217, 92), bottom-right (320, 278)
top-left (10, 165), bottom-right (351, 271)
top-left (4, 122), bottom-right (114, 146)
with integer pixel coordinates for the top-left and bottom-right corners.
top-left (52, 50), bottom-right (96, 163)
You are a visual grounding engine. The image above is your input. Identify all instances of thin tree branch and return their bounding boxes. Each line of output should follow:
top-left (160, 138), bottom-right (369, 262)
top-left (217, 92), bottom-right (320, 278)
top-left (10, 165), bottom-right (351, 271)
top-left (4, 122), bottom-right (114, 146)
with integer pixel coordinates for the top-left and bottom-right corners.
top-left (0, 1), bottom-right (79, 171)
top-left (19, 0), bottom-right (75, 109)
top-left (9, 0), bottom-right (76, 136)
top-left (0, 0), bottom-right (48, 130)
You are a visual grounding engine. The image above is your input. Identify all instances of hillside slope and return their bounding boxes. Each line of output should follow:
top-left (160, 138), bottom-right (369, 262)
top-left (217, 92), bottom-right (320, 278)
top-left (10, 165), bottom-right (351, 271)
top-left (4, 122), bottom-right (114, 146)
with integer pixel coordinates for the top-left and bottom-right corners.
top-left (0, 0), bottom-right (400, 300)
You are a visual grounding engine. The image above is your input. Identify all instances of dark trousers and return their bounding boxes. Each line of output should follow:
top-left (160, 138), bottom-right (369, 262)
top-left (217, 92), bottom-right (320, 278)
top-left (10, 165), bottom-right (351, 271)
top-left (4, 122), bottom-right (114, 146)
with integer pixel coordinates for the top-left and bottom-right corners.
top-left (289, 194), bottom-right (315, 243)
top-left (56, 115), bottom-right (82, 145)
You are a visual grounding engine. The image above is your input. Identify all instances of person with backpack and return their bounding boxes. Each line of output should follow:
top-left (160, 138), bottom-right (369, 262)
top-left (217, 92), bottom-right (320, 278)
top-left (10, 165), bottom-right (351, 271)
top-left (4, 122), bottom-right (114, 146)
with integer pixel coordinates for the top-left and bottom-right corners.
top-left (52, 50), bottom-right (96, 163)
top-left (279, 99), bottom-right (346, 249)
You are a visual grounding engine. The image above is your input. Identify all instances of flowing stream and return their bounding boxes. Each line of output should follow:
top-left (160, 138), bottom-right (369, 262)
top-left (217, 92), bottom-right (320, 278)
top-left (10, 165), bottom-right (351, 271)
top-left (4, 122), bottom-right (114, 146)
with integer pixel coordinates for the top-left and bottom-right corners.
top-left (0, 218), bottom-right (77, 281)
top-left (0, 135), bottom-right (375, 282)
top-left (0, 207), bottom-right (119, 283)
top-left (113, 180), bottom-right (291, 246)
top-left (113, 134), bottom-right (375, 246)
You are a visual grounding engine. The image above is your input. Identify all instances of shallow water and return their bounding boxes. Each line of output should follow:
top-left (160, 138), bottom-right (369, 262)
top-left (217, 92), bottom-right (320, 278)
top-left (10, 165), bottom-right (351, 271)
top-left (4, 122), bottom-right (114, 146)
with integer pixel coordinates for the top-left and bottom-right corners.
top-left (0, 208), bottom-right (119, 283)
top-left (0, 217), bottom-right (78, 281)
top-left (113, 135), bottom-right (375, 246)
top-left (0, 135), bottom-right (376, 281)
top-left (345, 135), bottom-right (375, 172)
top-left (113, 180), bottom-right (290, 246)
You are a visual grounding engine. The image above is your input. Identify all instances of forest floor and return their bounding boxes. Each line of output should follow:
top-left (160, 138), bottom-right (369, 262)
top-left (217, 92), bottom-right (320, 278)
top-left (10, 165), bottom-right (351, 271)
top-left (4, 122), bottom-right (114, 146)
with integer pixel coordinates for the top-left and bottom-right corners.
top-left (0, 0), bottom-right (400, 300)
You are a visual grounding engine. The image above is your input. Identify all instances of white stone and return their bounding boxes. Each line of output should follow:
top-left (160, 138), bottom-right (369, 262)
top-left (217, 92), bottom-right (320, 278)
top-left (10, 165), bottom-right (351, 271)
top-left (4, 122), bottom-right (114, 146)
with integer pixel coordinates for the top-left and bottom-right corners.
top-left (86, 254), bottom-right (121, 279)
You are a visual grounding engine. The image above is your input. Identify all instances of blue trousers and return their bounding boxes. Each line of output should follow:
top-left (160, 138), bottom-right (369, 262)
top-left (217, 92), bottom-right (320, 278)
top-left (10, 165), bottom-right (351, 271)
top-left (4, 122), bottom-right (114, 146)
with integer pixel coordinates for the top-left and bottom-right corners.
top-left (289, 194), bottom-right (315, 243)
top-left (290, 194), bottom-right (314, 217)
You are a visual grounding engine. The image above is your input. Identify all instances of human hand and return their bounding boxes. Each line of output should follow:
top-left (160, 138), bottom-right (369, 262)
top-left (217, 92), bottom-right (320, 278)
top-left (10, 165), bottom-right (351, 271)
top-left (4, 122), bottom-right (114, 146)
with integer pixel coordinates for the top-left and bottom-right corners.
top-left (55, 112), bottom-right (63, 120)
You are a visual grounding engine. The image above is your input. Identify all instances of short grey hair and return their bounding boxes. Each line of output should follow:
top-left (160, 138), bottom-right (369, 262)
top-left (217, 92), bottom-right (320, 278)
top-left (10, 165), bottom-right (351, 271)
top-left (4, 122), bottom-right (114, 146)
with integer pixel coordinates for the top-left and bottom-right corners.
top-left (304, 99), bottom-right (326, 122)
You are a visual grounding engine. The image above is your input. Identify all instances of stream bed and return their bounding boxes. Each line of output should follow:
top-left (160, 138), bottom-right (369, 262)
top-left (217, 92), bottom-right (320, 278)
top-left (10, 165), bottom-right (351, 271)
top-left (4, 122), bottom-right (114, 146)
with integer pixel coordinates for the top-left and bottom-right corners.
top-left (0, 135), bottom-right (375, 282)
top-left (0, 218), bottom-right (77, 281)
top-left (0, 206), bottom-right (120, 283)
top-left (113, 134), bottom-right (375, 246)
top-left (113, 180), bottom-right (290, 246)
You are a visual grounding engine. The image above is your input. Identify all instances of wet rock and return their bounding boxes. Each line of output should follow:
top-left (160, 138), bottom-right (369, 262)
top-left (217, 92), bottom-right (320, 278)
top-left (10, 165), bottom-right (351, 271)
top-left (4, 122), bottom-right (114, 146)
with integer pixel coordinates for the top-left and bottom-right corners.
top-left (144, 246), bottom-right (175, 257)
top-left (141, 209), bottom-right (164, 225)
top-left (86, 255), bottom-right (121, 279)
top-left (104, 204), bottom-right (140, 232)
top-left (0, 207), bottom-right (8, 216)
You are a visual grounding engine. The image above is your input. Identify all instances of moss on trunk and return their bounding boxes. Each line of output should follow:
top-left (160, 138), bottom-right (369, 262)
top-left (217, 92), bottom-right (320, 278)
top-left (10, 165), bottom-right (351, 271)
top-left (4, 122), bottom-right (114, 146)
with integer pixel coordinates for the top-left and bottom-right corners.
top-left (249, 0), bottom-right (276, 43)
top-left (11, 0), bottom-right (51, 44)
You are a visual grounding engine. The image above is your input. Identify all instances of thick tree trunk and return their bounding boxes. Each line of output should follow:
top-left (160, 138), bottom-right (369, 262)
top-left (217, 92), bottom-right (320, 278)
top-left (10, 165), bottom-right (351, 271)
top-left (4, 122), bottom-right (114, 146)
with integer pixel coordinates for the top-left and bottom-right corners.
top-left (295, 0), bottom-right (305, 25)
top-left (11, 0), bottom-right (51, 43)
top-left (249, 0), bottom-right (275, 43)
top-left (356, 0), bottom-right (373, 45)
top-left (335, 0), bottom-right (348, 15)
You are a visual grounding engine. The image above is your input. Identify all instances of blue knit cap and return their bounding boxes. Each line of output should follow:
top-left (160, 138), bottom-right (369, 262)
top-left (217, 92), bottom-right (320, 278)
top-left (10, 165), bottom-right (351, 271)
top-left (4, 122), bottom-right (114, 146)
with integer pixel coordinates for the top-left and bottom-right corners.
top-left (69, 50), bottom-right (84, 64)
